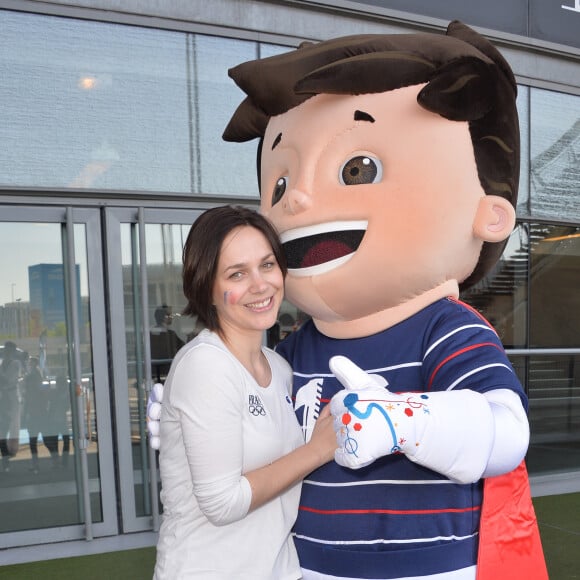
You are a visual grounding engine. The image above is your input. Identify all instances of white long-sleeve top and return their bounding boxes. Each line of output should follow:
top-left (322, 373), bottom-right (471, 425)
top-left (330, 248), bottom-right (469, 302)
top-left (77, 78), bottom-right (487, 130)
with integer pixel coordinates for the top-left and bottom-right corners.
top-left (154, 329), bottom-right (304, 580)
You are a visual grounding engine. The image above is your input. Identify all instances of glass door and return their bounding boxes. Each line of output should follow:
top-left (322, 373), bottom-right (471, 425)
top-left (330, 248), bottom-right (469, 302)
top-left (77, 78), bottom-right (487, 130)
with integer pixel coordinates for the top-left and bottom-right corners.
top-left (0, 206), bottom-right (116, 548)
top-left (105, 207), bottom-right (203, 532)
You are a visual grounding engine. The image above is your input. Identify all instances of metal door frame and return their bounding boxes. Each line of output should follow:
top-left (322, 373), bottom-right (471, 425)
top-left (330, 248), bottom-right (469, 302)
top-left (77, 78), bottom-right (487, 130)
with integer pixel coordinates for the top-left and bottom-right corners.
top-left (0, 205), bottom-right (117, 549)
top-left (104, 206), bottom-right (203, 533)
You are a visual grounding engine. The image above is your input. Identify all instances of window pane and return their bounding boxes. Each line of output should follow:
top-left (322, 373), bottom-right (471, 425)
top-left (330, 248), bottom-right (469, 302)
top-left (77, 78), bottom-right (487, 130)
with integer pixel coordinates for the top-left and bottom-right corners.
top-left (516, 85), bottom-right (530, 216)
top-left (121, 221), bottom-right (194, 517)
top-left (0, 10), bottom-right (191, 193)
top-left (260, 43), bottom-right (293, 58)
top-left (461, 223), bottom-right (529, 349)
top-left (530, 88), bottom-right (580, 220)
top-left (0, 221), bottom-right (102, 531)
top-left (195, 35), bottom-right (260, 197)
top-left (530, 223), bottom-right (580, 348)
top-left (524, 354), bottom-right (580, 477)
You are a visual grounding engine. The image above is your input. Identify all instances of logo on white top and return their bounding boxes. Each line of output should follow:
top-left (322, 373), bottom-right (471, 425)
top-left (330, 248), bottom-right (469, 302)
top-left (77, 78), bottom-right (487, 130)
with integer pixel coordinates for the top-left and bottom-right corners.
top-left (248, 394), bottom-right (266, 416)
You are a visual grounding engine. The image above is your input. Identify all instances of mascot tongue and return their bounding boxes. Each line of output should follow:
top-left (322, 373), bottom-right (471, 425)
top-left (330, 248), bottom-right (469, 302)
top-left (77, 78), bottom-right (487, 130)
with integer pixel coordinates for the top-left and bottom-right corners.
top-left (301, 240), bottom-right (352, 268)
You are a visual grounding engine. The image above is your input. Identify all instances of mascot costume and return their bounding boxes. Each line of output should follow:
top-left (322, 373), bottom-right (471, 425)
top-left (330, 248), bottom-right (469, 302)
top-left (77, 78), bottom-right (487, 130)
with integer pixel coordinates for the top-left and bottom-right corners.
top-left (149, 21), bottom-right (548, 580)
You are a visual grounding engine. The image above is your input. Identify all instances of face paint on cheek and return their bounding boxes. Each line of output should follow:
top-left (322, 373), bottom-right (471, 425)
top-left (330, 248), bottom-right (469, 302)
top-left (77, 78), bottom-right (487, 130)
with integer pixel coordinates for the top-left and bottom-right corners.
top-left (223, 291), bottom-right (238, 305)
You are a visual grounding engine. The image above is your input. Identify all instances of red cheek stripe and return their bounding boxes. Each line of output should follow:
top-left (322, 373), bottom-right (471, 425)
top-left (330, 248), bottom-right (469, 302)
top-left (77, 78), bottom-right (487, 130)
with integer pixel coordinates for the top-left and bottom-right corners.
top-left (224, 291), bottom-right (238, 305)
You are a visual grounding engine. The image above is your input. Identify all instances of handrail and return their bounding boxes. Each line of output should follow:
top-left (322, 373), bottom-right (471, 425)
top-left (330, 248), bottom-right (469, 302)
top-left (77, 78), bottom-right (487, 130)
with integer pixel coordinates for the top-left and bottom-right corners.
top-left (506, 348), bottom-right (580, 356)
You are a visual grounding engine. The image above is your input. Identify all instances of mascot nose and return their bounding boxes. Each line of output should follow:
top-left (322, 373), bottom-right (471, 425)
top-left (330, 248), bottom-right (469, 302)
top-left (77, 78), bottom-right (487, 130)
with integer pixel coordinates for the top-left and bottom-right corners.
top-left (283, 188), bottom-right (312, 215)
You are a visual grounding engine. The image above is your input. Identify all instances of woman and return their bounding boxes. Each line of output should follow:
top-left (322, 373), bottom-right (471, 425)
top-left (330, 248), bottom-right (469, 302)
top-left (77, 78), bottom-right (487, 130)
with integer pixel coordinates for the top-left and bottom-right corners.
top-left (153, 206), bottom-right (336, 580)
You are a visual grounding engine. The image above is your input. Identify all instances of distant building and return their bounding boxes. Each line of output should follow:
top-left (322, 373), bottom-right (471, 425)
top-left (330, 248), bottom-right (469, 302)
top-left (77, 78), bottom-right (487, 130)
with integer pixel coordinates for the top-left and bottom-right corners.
top-left (28, 264), bottom-right (81, 331)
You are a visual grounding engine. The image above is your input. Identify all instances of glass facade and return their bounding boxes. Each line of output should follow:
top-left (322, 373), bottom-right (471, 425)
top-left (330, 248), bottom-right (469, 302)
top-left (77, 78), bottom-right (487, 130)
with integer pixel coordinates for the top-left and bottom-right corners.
top-left (0, 11), bottom-right (262, 196)
top-left (462, 85), bottom-right (580, 482)
top-left (0, 4), bottom-right (578, 557)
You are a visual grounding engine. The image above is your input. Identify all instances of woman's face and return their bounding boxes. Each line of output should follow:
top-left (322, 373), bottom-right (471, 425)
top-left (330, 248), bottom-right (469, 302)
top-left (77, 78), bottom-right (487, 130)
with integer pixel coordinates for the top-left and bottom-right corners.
top-left (212, 226), bottom-right (284, 337)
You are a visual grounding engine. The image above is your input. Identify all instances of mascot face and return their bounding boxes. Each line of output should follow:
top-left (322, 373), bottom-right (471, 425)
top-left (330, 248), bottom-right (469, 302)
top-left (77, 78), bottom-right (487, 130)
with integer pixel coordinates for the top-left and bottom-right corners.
top-left (260, 85), bottom-right (511, 325)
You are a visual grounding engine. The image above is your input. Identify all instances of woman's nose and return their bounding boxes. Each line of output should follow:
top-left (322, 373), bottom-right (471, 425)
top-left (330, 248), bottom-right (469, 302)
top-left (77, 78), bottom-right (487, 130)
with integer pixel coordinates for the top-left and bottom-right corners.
top-left (249, 271), bottom-right (269, 292)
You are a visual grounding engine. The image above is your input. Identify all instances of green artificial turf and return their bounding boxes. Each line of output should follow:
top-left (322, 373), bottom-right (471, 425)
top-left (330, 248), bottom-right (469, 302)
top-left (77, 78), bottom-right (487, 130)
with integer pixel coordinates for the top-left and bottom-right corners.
top-left (0, 493), bottom-right (578, 579)
top-left (0, 547), bottom-right (156, 580)
top-left (534, 492), bottom-right (580, 580)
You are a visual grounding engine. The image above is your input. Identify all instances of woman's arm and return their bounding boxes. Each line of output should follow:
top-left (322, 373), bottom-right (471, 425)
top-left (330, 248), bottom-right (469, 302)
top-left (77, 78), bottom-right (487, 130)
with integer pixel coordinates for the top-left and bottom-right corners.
top-left (170, 345), bottom-right (336, 524)
top-left (245, 404), bottom-right (336, 511)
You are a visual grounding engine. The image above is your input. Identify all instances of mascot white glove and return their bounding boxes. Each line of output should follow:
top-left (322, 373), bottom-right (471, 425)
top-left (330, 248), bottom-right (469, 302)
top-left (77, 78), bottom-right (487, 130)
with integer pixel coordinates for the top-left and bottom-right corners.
top-left (146, 382), bottom-right (165, 450)
top-left (329, 355), bottom-right (499, 484)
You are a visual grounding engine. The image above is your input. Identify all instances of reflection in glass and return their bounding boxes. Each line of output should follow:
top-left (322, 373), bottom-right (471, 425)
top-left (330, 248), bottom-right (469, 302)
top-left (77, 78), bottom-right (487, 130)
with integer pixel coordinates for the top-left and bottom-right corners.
top-left (515, 354), bottom-right (580, 476)
top-left (516, 85), bottom-right (530, 216)
top-left (0, 10), bottom-right (292, 198)
top-left (503, 222), bottom-right (580, 477)
top-left (121, 222), bottom-right (195, 517)
top-left (0, 10), bottom-right (190, 193)
top-left (461, 223), bottom-right (529, 349)
top-left (530, 223), bottom-right (580, 348)
top-left (0, 222), bottom-right (101, 532)
top-left (195, 35), bottom-right (260, 197)
top-left (530, 88), bottom-right (580, 220)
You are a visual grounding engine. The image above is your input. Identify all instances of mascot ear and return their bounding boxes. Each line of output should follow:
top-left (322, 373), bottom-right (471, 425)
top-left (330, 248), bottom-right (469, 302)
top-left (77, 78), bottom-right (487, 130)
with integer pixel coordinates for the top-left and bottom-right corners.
top-left (473, 195), bottom-right (516, 243)
top-left (418, 57), bottom-right (495, 121)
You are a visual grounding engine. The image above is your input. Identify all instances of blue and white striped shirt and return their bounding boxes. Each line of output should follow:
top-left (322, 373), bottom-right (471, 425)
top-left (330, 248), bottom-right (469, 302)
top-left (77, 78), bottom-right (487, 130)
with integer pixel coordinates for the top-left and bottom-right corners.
top-left (276, 297), bottom-right (526, 579)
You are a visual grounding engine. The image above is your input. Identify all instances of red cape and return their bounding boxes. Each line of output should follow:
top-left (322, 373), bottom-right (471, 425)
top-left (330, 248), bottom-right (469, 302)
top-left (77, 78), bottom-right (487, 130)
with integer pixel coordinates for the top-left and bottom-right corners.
top-left (477, 461), bottom-right (548, 579)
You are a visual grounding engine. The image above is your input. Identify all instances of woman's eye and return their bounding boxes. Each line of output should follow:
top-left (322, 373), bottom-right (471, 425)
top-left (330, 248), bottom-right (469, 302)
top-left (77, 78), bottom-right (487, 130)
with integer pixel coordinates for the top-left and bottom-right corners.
top-left (272, 176), bottom-right (287, 206)
top-left (339, 155), bottom-right (383, 185)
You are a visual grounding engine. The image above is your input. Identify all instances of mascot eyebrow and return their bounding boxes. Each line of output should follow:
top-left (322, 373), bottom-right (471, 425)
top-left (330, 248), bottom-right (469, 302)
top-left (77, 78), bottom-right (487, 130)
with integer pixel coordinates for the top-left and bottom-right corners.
top-left (271, 132), bottom-right (282, 150)
top-left (354, 110), bottom-right (375, 123)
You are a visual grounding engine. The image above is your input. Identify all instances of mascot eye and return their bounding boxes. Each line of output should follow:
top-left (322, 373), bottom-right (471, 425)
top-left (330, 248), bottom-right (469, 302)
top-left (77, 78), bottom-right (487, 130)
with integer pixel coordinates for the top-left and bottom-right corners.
top-left (272, 176), bottom-right (288, 206)
top-left (339, 155), bottom-right (383, 185)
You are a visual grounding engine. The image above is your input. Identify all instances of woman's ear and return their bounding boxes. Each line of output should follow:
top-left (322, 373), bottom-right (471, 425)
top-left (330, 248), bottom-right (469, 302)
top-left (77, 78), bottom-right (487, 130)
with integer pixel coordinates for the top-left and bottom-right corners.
top-left (473, 195), bottom-right (516, 242)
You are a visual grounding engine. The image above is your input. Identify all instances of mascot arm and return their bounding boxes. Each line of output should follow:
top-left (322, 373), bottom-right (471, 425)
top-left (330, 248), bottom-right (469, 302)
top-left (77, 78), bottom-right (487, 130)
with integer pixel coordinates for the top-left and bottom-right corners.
top-left (481, 387), bottom-right (529, 477)
top-left (329, 356), bottom-right (528, 484)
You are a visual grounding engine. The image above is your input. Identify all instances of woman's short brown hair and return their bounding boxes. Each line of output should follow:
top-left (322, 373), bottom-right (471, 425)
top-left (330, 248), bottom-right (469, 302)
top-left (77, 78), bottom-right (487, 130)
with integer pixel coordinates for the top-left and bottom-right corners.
top-left (182, 205), bottom-right (287, 334)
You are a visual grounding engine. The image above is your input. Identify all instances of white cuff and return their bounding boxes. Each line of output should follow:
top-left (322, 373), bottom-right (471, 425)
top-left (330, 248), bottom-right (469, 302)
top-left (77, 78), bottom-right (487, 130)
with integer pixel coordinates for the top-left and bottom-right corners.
top-left (482, 388), bottom-right (529, 477)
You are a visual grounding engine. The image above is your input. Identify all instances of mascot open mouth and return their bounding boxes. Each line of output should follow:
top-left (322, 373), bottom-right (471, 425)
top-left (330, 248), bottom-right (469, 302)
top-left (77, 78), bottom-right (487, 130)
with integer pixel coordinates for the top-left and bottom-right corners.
top-left (279, 221), bottom-right (367, 277)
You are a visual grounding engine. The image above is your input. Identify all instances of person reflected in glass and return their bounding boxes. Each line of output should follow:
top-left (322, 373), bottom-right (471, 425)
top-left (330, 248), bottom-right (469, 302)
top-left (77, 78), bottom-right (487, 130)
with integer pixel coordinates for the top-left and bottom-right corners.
top-left (150, 304), bottom-right (185, 381)
top-left (0, 341), bottom-right (23, 472)
top-left (153, 206), bottom-right (336, 580)
top-left (23, 356), bottom-right (49, 474)
top-left (44, 375), bottom-right (72, 469)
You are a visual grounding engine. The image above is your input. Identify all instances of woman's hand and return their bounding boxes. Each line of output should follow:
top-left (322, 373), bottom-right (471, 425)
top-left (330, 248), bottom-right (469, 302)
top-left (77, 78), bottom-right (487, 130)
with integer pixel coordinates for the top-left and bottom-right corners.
top-left (306, 404), bottom-right (338, 465)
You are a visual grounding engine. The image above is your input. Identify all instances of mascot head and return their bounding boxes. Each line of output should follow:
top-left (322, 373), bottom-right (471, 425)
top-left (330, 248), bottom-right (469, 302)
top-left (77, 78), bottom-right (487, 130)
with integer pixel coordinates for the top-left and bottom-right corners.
top-left (223, 21), bottom-right (519, 338)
